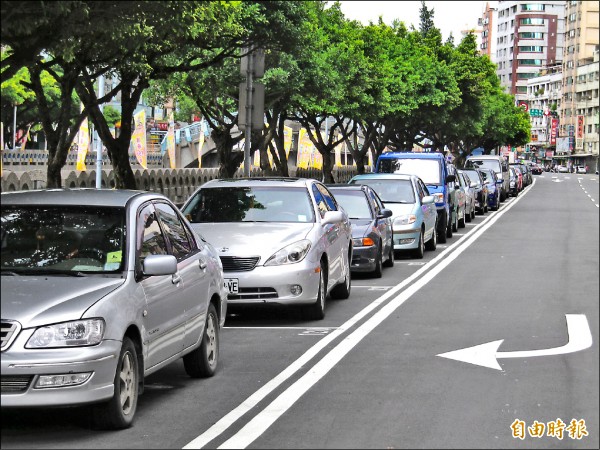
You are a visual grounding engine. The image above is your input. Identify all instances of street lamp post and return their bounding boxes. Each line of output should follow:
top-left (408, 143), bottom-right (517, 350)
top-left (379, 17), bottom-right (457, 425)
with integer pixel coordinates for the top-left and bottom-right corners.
top-left (96, 75), bottom-right (105, 189)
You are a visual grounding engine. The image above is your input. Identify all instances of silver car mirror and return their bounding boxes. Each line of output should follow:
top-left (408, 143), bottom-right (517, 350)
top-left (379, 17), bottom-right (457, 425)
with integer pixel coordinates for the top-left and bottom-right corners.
top-left (422, 195), bottom-right (435, 204)
top-left (378, 208), bottom-right (393, 219)
top-left (143, 254), bottom-right (177, 276)
top-left (321, 210), bottom-right (344, 225)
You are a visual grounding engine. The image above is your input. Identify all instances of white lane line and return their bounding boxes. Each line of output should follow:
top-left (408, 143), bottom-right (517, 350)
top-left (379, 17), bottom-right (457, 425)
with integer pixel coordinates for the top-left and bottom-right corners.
top-left (206, 179), bottom-right (532, 450)
top-left (224, 327), bottom-right (337, 330)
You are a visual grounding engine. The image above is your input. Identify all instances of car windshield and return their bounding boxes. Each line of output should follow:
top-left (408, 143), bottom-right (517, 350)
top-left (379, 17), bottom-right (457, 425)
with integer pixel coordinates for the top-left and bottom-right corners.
top-left (480, 170), bottom-right (494, 182)
top-left (1, 205), bottom-right (125, 274)
top-left (466, 159), bottom-right (501, 173)
top-left (463, 170), bottom-right (480, 184)
top-left (330, 190), bottom-right (372, 219)
top-left (350, 179), bottom-right (415, 204)
top-left (183, 186), bottom-right (315, 223)
top-left (377, 158), bottom-right (441, 185)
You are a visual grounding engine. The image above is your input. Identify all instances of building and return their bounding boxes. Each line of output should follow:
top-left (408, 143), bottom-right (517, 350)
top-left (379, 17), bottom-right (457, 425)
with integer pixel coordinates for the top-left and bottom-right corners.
top-left (495, 1), bottom-right (565, 102)
top-left (560, 0), bottom-right (599, 172)
top-left (526, 70), bottom-right (562, 164)
top-left (479, 2), bottom-right (498, 63)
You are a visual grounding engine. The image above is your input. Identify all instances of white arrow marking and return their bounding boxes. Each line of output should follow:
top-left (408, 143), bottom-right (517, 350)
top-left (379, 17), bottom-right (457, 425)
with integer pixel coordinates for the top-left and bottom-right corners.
top-left (437, 314), bottom-right (592, 370)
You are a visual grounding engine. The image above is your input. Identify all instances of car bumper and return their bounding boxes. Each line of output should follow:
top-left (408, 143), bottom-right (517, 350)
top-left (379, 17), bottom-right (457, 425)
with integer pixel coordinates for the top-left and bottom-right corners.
top-left (392, 227), bottom-right (420, 251)
top-left (1, 337), bottom-right (121, 407)
top-left (222, 262), bottom-right (322, 306)
top-left (350, 245), bottom-right (378, 272)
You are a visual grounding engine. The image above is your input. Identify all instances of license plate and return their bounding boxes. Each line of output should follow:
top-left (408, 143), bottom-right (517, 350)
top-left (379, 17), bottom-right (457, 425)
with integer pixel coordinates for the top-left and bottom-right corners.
top-left (224, 278), bottom-right (239, 294)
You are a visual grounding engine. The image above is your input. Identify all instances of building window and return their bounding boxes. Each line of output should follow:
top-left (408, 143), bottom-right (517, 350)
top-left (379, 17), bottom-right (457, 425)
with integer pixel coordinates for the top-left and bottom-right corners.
top-left (517, 86), bottom-right (528, 93)
top-left (519, 59), bottom-right (543, 66)
top-left (520, 18), bottom-right (545, 25)
top-left (519, 46), bottom-right (544, 52)
top-left (568, 13), bottom-right (577, 22)
top-left (519, 32), bottom-right (544, 39)
top-left (521, 4), bottom-right (545, 11)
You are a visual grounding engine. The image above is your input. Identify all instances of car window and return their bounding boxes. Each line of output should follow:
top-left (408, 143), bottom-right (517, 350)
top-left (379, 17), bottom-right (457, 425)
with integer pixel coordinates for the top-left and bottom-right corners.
top-left (312, 184), bottom-right (329, 218)
top-left (379, 158), bottom-right (442, 185)
top-left (154, 202), bottom-right (192, 260)
top-left (368, 189), bottom-right (384, 216)
top-left (317, 184), bottom-right (338, 211)
top-left (331, 190), bottom-right (372, 219)
top-left (137, 203), bottom-right (168, 269)
top-left (352, 179), bottom-right (416, 204)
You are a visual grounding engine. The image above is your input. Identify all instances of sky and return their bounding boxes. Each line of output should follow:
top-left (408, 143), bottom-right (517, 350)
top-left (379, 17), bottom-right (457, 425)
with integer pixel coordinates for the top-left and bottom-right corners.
top-left (337, 1), bottom-right (497, 42)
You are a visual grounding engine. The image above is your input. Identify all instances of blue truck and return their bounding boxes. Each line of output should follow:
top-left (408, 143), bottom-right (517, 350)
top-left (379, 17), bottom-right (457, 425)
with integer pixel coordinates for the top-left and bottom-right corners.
top-left (375, 151), bottom-right (456, 243)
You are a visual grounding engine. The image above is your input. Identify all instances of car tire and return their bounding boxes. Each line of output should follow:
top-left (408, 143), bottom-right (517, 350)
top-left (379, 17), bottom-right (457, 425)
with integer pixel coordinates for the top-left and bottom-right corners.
top-left (183, 303), bottom-right (219, 378)
top-left (437, 211), bottom-right (448, 244)
top-left (304, 263), bottom-right (327, 320)
top-left (458, 209), bottom-right (466, 228)
top-left (425, 223), bottom-right (437, 251)
top-left (413, 229), bottom-right (424, 259)
top-left (465, 207), bottom-right (472, 223)
top-left (91, 337), bottom-right (139, 430)
top-left (447, 211), bottom-right (454, 238)
top-left (372, 246), bottom-right (383, 278)
top-left (383, 241), bottom-right (394, 268)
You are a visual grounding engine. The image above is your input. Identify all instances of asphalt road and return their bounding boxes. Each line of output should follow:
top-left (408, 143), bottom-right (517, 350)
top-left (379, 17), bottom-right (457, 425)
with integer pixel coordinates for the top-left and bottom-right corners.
top-left (2, 172), bottom-right (598, 449)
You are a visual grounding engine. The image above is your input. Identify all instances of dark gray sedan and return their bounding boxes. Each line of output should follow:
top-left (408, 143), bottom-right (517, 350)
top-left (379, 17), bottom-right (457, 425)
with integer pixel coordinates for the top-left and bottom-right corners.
top-left (1, 189), bottom-right (227, 430)
top-left (327, 184), bottom-right (394, 278)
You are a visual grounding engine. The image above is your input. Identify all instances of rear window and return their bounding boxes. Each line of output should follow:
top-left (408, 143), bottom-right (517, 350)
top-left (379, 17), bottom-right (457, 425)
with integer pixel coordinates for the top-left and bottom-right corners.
top-left (377, 158), bottom-right (441, 185)
top-left (466, 158), bottom-right (501, 173)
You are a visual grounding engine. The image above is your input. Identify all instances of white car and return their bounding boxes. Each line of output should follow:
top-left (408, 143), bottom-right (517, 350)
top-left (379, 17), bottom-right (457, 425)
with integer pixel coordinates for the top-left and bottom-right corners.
top-left (576, 166), bottom-right (587, 174)
top-left (181, 178), bottom-right (353, 320)
top-left (557, 165), bottom-right (569, 173)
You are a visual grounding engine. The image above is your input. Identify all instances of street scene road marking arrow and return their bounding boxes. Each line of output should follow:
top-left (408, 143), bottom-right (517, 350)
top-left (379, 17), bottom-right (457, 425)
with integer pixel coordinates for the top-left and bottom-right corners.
top-left (437, 314), bottom-right (592, 370)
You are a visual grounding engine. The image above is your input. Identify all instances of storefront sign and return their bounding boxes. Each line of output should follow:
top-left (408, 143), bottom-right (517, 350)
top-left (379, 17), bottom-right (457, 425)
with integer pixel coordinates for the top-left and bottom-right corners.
top-left (550, 119), bottom-right (558, 145)
top-left (577, 115), bottom-right (584, 139)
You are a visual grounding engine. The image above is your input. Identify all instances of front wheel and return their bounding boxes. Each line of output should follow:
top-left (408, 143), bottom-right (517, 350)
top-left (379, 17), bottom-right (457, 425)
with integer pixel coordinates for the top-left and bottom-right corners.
top-left (184, 303), bottom-right (219, 378)
top-left (437, 211), bottom-right (448, 244)
top-left (413, 229), bottom-right (424, 259)
top-left (91, 337), bottom-right (139, 430)
top-left (383, 240), bottom-right (395, 268)
top-left (371, 246), bottom-right (383, 278)
top-left (303, 263), bottom-right (326, 320)
top-left (425, 222), bottom-right (437, 251)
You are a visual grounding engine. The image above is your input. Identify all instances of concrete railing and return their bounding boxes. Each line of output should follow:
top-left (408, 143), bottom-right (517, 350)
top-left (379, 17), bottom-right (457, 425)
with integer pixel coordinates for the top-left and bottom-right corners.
top-left (1, 166), bottom-right (362, 206)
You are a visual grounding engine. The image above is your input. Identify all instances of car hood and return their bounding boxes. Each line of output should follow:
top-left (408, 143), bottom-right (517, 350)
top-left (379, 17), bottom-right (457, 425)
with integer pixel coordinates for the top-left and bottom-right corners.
top-left (191, 223), bottom-right (315, 260)
top-left (1, 276), bottom-right (125, 328)
top-left (348, 219), bottom-right (374, 237)
top-left (382, 203), bottom-right (415, 217)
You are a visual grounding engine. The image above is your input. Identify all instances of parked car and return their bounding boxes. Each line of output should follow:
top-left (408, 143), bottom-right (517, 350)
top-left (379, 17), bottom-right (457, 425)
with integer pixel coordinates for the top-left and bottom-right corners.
top-left (508, 167), bottom-right (519, 197)
top-left (576, 166), bottom-right (587, 174)
top-left (461, 168), bottom-right (488, 214)
top-left (511, 162), bottom-right (531, 187)
top-left (512, 165), bottom-right (524, 192)
top-left (557, 165), bottom-right (569, 173)
top-left (181, 177), bottom-right (352, 320)
top-left (465, 154), bottom-right (510, 202)
top-left (327, 184), bottom-right (394, 278)
top-left (530, 163), bottom-right (543, 175)
top-left (1, 189), bottom-right (227, 430)
top-left (348, 173), bottom-right (438, 259)
top-left (480, 168), bottom-right (501, 211)
top-left (457, 169), bottom-right (476, 223)
top-left (447, 162), bottom-right (466, 231)
top-left (375, 151), bottom-right (455, 242)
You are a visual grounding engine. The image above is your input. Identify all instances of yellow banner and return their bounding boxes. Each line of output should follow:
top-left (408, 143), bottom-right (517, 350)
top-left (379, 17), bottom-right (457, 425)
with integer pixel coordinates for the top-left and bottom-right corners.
top-left (335, 134), bottom-right (345, 167)
top-left (197, 132), bottom-right (205, 168)
top-left (132, 109), bottom-right (147, 169)
top-left (283, 125), bottom-right (292, 157)
top-left (76, 117), bottom-right (89, 171)
top-left (297, 129), bottom-right (313, 169)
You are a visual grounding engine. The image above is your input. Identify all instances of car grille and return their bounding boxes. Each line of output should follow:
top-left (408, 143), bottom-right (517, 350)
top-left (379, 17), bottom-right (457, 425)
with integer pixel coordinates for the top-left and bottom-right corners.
top-left (1, 376), bottom-right (34, 393)
top-left (229, 288), bottom-right (278, 300)
top-left (1, 320), bottom-right (21, 352)
top-left (220, 256), bottom-right (260, 272)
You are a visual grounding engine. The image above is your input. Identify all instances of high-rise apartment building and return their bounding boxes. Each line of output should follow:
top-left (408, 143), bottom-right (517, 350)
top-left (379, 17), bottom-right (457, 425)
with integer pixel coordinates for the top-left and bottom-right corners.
top-left (495, 1), bottom-right (565, 102)
top-left (560, 0), bottom-right (599, 172)
top-left (479, 2), bottom-right (498, 62)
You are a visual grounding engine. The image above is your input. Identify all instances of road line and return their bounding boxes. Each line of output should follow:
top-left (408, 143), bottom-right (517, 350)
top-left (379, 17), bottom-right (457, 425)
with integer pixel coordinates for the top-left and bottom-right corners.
top-left (203, 181), bottom-right (533, 450)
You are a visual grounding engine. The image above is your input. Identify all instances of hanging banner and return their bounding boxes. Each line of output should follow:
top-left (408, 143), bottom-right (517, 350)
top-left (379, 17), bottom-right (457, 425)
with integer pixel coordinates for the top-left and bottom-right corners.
top-left (197, 132), bottom-right (205, 168)
top-left (20, 125), bottom-right (31, 152)
top-left (335, 134), bottom-right (344, 167)
top-left (166, 111), bottom-right (176, 169)
top-left (297, 129), bottom-right (312, 169)
top-left (132, 109), bottom-right (147, 168)
top-left (76, 117), bottom-right (90, 171)
top-left (283, 125), bottom-right (293, 157)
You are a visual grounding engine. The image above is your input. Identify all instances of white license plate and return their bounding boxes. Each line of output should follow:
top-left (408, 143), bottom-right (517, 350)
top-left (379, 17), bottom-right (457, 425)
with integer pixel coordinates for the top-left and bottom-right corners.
top-left (224, 278), bottom-right (239, 294)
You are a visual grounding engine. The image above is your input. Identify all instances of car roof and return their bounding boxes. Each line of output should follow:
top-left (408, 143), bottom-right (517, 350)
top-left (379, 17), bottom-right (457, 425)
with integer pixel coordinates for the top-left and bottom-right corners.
top-left (351, 173), bottom-right (413, 181)
top-left (0, 188), bottom-right (154, 207)
top-left (200, 177), bottom-right (313, 188)
top-left (378, 151), bottom-right (445, 160)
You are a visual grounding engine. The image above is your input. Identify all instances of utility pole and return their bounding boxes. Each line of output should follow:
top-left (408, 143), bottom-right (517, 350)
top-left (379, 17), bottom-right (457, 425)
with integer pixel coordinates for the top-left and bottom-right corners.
top-left (239, 45), bottom-right (265, 176)
top-left (95, 75), bottom-right (105, 189)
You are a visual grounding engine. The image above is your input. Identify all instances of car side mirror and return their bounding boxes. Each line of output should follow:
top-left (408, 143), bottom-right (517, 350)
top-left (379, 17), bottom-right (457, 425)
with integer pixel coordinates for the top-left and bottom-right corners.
top-left (446, 174), bottom-right (456, 183)
top-left (143, 254), bottom-right (177, 276)
top-left (422, 195), bottom-right (435, 204)
top-left (470, 182), bottom-right (477, 188)
top-left (496, 179), bottom-right (503, 185)
top-left (378, 208), bottom-right (393, 219)
top-left (322, 210), bottom-right (344, 225)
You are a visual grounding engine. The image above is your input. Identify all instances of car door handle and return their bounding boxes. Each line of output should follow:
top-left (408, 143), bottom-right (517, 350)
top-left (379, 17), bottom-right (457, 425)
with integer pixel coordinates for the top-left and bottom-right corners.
top-left (172, 273), bottom-right (182, 285)
top-left (199, 260), bottom-right (207, 270)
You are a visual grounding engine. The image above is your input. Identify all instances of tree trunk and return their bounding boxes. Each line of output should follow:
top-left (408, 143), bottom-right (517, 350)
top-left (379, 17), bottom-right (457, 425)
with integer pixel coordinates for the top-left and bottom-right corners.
top-left (212, 126), bottom-right (243, 178)
top-left (319, 146), bottom-right (335, 183)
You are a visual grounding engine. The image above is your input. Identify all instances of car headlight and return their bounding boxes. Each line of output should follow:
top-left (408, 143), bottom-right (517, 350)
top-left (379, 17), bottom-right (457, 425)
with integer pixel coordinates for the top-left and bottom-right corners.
top-left (264, 239), bottom-right (311, 266)
top-left (432, 193), bottom-right (444, 204)
top-left (26, 319), bottom-right (105, 348)
top-left (393, 215), bottom-right (417, 226)
top-left (353, 237), bottom-right (375, 247)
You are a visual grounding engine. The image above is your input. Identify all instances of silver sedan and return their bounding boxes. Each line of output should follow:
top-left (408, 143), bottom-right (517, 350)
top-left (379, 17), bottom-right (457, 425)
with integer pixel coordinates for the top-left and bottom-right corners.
top-left (1, 189), bottom-right (227, 430)
top-left (181, 177), bottom-right (353, 320)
